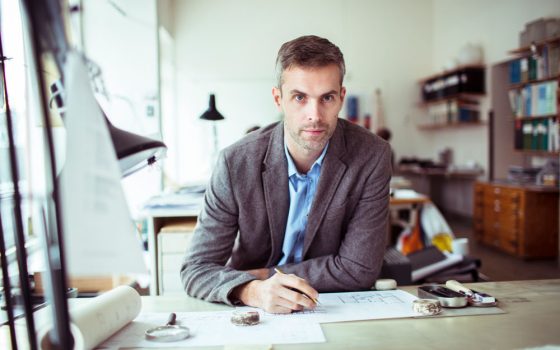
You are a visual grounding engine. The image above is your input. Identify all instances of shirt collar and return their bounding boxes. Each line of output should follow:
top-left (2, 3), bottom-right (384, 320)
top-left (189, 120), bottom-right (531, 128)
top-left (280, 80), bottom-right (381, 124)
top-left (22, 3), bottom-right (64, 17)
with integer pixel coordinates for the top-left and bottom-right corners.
top-left (284, 141), bottom-right (329, 177)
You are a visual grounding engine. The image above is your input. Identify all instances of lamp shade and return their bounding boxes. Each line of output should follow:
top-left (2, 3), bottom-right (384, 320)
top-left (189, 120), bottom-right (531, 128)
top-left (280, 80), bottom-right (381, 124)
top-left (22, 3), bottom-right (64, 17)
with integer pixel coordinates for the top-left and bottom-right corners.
top-left (106, 118), bottom-right (167, 177)
top-left (199, 94), bottom-right (225, 121)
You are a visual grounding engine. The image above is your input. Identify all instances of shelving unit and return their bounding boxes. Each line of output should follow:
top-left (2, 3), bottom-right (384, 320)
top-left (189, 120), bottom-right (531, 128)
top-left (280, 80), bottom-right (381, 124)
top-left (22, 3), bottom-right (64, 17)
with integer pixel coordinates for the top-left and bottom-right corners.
top-left (509, 75), bottom-right (559, 89)
top-left (508, 36), bottom-right (560, 55)
top-left (417, 65), bottom-right (486, 129)
top-left (478, 35), bottom-right (560, 259)
top-left (514, 149), bottom-right (560, 157)
top-left (417, 120), bottom-right (486, 131)
top-left (507, 37), bottom-right (559, 155)
top-left (417, 92), bottom-right (486, 107)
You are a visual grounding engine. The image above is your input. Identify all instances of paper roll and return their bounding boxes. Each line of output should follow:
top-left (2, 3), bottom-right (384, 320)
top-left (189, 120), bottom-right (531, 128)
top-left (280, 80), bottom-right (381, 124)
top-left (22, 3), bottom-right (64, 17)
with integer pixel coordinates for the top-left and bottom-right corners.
top-left (39, 285), bottom-right (141, 350)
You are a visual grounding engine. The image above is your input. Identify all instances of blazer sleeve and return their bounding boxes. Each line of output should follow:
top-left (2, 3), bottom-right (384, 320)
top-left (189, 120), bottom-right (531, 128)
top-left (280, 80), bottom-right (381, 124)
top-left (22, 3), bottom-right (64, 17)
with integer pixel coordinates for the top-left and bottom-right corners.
top-left (277, 143), bottom-right (392, 291)
top-left (180, 151), bottom-right (256, 305)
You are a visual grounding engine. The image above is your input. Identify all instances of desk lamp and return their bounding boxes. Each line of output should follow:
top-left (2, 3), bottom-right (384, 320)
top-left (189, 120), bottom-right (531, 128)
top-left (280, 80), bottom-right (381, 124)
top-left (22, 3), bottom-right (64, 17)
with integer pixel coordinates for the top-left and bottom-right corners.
top-left (10, 1), bottom-right (167, 349)
top-left (49, 79), bottom-right (167, 178)
top-left (199, 94), bottom-right (225, 163)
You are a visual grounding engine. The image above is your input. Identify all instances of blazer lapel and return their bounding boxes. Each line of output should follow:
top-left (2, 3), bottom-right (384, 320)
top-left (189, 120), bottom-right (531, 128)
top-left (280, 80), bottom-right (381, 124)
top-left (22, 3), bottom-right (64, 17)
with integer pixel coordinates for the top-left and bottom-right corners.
top-left (303, 121), bottom-right (347, 257)
top-left (262, 123), bottom-right (290, 266)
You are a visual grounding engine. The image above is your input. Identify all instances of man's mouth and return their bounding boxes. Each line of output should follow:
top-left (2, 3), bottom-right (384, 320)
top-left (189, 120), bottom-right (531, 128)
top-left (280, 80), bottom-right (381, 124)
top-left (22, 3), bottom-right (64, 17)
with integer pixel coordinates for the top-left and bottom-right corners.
top-left (303, 129), bottom-right (325, 135)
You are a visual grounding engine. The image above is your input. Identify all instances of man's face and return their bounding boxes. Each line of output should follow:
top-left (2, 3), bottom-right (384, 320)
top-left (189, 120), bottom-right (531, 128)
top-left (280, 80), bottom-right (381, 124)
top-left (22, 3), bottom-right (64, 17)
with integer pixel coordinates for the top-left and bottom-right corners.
top-left (273, 64), bottom-right (346, 154)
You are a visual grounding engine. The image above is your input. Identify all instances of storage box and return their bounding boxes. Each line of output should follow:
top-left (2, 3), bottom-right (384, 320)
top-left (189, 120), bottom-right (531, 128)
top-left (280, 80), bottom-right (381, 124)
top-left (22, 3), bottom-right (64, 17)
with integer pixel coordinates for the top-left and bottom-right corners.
top-left (519, 29), bottom-right (529, 48)
top-left (526, 18), bottom-right (547, 44)
top-left (545, 18), bottom-right (560, 39)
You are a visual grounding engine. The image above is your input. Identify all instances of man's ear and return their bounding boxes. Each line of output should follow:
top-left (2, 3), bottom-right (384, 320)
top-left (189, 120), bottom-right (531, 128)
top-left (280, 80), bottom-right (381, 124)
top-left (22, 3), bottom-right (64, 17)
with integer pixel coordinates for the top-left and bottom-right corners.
top-left (340, 86), bottom-right (347, 103)
top-left (272, 87), bottom-right (282, 110)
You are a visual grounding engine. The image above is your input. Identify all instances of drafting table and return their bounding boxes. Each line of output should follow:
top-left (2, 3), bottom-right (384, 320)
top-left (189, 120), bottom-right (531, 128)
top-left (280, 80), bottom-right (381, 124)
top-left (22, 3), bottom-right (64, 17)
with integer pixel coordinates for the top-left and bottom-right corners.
top-left (1, 279), bottom-right (559, 349)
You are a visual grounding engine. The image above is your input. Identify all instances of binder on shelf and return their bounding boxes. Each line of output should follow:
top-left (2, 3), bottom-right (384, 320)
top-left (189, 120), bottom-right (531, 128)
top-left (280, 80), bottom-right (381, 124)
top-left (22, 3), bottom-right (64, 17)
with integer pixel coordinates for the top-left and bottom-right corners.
top-left (520, 58), bottom-right (529, 82)
top-left (531, 120), bottom-right (539, 150)
top-left (514, 119), bottom-right (524, 150)
top-left (420, 66), bottom-right (485, 103)
top-left (539, 120), bottom-right (549, 151)
top-left (533, 120), bottom-right (545, 150)
top-left (509, 59), bottom-right (521, 84)
top-left (551, 118), bottom-right (560, 152)
top-left (522, 121), bottom-right (533, 150)
top-left (522, 86), bottom-right (531, 116)
top-left (528, 56), bottom-right (538, 81)
top-left (548, 119), bottom-right (553, 152)
top-left (547, 45), bottom-right (560, 77)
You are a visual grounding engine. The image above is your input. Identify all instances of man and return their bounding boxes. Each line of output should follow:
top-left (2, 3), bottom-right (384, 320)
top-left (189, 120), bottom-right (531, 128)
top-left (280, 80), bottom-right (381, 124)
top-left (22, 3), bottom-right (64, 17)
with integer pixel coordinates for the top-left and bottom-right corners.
top-left (181, 35), bottom-right (391, 313)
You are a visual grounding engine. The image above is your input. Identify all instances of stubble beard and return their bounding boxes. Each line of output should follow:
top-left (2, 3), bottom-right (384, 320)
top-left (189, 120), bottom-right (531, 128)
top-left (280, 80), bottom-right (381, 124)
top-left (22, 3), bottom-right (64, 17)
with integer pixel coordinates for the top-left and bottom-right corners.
top-left (289, 123), bottom-right (333, 153)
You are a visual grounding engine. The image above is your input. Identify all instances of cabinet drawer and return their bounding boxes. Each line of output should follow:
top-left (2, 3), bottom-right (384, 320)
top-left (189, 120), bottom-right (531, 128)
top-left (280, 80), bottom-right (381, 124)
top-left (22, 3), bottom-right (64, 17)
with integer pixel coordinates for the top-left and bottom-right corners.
top-left (161, 253), bottom-right (185, 295)
top-left (499, 222), bottom-right (519, 255)
top-left (159, 232), bottom-right (193, 253)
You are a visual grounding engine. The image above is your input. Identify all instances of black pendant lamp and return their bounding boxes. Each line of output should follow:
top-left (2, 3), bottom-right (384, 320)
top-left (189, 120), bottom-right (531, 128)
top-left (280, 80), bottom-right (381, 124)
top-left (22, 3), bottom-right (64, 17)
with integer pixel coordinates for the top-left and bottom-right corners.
top-left (199, 94), bottom-right (224, 162)
top-left (199, 94), bottom-right (225, 121)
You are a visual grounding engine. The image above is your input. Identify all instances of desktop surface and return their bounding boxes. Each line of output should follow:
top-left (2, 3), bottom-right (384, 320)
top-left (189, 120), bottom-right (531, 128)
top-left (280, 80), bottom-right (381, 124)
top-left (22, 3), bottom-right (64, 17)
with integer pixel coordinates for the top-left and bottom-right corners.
top-left (1, 279), bottom-right (559, 349)
top-left (138, 279), bottom-right (560, 350)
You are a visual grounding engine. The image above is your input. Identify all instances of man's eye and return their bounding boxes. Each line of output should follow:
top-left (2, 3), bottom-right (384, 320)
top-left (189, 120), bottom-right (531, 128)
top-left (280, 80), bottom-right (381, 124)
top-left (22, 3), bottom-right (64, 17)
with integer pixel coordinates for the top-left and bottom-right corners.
top-left (295, 95), bottom-right (305, 102)
top-left (323, 95), bottom-right (334, 102)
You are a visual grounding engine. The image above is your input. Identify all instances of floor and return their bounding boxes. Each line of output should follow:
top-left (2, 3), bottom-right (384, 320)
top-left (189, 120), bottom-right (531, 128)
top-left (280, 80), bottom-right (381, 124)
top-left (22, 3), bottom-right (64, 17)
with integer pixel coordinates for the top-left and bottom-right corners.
top-left (447, 215), bottom-right (560, 281)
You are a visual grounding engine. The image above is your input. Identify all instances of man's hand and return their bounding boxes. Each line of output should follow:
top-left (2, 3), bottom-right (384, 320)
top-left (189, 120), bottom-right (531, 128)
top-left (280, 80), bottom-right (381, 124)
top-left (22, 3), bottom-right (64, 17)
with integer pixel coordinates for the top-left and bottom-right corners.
top-left (231, 272), bottom-right (318, 313)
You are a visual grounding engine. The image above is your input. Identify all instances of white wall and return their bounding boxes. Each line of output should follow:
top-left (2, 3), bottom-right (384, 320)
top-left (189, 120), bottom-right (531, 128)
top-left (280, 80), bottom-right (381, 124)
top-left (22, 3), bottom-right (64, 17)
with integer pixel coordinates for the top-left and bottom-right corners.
top-left (166, 0), bottom-right (560, 185)
top-left (170, 0), bottom-right (433, 184)
top-left (428, 0), bottom-right (560, 171)
top-left (82, 0), bottom-right (163, 217)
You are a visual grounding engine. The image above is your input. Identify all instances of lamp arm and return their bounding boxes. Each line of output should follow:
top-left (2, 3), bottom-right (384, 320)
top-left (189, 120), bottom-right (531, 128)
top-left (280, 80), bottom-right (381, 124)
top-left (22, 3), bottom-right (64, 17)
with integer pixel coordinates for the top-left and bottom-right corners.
top-left (22, 0), bottom-right (74, 348)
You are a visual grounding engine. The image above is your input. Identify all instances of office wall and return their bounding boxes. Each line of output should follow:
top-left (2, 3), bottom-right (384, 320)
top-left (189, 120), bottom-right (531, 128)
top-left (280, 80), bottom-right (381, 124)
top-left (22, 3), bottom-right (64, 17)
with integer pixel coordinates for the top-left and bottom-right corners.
top-left (427, 0), bottom-right (560, 171)
top-left (81, 0), bottom-right (162, 216)
top-left (167, 0), bottom-right (560, 185)
top-left (170, 0), bottom-right (434, 184)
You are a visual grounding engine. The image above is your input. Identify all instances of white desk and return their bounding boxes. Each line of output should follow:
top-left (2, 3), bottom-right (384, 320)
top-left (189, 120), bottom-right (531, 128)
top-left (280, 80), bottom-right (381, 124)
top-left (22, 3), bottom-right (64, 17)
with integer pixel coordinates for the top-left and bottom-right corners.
top-left (2, 280), bottom-right (559, 349)
top-left (138, 279), bottom-right (560, 349)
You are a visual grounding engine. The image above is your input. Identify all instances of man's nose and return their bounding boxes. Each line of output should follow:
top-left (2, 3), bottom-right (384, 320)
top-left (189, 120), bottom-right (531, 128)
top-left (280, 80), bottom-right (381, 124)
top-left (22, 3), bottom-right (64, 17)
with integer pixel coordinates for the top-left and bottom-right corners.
top-left (305, 100), bottom-right (322, 122)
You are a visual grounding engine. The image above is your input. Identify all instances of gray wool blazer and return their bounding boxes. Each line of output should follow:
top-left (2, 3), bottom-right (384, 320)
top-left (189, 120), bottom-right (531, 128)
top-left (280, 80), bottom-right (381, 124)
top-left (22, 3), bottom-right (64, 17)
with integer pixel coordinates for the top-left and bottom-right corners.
top-left (181, 119), bottom-right (391, 305)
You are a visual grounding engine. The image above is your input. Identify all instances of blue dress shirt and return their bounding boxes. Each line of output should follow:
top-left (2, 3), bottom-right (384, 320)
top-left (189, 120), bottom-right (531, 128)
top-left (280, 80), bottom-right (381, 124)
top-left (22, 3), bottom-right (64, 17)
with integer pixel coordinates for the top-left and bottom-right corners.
top-left (278, 142), bottom-right (329, 265)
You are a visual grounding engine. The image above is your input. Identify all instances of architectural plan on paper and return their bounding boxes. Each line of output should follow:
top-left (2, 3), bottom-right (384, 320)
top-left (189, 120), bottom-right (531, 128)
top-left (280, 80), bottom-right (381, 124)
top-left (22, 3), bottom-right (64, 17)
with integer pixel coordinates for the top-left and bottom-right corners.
top-left (237, 289), bottom-right (421, 324)
top-left (98, 310), bottom-right (325, 349)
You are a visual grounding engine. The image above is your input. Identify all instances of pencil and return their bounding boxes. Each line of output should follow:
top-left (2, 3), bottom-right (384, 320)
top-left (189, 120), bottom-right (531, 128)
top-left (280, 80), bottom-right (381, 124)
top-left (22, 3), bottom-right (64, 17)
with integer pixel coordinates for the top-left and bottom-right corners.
top-left (274, 267), bottom-right (320, 305)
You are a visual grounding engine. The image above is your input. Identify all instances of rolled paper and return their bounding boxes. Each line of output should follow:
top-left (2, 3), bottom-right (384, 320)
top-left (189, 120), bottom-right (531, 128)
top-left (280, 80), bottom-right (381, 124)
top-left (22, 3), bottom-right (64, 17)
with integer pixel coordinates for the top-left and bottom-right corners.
top-left (39, 285), bottom-right (141, 350)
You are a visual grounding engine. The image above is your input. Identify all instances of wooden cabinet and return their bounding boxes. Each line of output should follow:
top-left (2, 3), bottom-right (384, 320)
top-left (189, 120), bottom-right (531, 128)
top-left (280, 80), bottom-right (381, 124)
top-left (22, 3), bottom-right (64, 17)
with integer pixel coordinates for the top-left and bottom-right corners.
top-left (473, 181), bottom-right (558, 258)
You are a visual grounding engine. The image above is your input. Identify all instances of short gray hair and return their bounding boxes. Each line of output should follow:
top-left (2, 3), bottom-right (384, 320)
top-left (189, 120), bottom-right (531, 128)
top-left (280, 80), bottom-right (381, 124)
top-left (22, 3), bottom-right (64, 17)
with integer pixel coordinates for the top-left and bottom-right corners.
top-left (275, 35), bottom-right (345, 89)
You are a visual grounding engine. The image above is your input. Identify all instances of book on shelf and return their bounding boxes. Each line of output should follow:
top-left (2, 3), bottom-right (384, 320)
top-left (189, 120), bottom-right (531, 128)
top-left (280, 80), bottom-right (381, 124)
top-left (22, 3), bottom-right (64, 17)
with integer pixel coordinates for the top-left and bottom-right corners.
top-left (531, 120), bottom-right (539, 150)
top-left (549, 45), bottom-right (560, 77)
top-left (509, 45), bottom-right (560, 84)
top-left (509, 80), bottom-right (558, 117)
top-left (514, 119), bottom-right (523, 150)
top-left (517, 118), bottom-right (559, 152)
